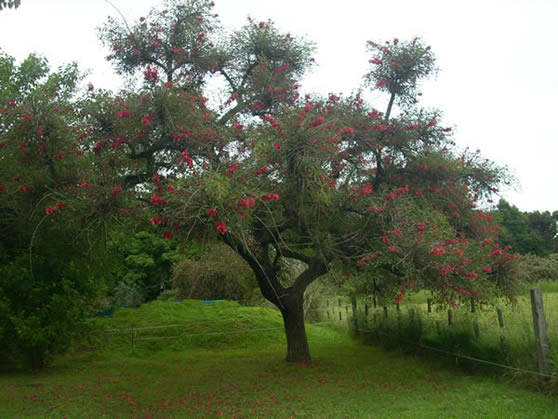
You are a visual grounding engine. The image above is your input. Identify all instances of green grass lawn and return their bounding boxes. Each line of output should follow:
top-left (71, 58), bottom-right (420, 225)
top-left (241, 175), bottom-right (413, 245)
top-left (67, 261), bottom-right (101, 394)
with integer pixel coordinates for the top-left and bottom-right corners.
top-left (1, 300), bottom-right (557, 418)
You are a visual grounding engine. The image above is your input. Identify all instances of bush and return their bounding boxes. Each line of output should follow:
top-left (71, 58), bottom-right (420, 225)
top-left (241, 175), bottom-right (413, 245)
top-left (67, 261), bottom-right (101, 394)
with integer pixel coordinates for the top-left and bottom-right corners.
top-left (0, 255), bottom-right (95, 370)
top-left (518, 253), bottom-right (558, 284)
top-left (172, 242), bottom-right (258, 302)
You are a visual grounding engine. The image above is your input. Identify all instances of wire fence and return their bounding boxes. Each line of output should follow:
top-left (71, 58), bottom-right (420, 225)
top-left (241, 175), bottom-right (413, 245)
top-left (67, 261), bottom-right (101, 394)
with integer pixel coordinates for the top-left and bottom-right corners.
top-left (94, 292), bottom-right (556, 384)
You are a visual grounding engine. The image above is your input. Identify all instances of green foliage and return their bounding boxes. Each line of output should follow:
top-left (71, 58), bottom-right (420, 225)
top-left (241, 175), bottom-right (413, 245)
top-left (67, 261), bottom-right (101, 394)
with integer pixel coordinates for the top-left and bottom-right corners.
top-left (108, 228), bottom-right (183, 301)
top-left (171, 242), bottom-right (257, 302)
top-left (0, 255), bottom-right (96, 370)
top-left (365, 38), bottom-right (437, 107)
top-left (494, 199), bottom-right (557, 256)
top-left (98, 0), bottom-right (222, 86)
top-left (111, 281), bottom-right (144, 308)
top-left (0, 0), bottom-right (21, 11)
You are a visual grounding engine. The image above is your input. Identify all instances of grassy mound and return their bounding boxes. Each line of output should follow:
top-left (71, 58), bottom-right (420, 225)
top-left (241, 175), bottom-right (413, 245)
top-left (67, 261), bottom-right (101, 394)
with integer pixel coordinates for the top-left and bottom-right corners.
top-left (87, 299), bottom-right (319, 356)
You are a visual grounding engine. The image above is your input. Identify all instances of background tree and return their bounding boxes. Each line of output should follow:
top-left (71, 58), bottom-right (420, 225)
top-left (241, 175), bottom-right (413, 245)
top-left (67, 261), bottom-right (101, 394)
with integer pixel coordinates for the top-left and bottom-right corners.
top-left (494, 199), bottom-right (557, 256)
top-left (91, 1), bottom-right (515, 363)
top-left (0, 52), bottom-right (109, 369)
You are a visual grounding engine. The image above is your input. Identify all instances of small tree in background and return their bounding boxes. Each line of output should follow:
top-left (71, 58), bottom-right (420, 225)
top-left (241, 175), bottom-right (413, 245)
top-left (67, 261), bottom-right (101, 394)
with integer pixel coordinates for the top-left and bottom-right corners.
top-left (0, 52), bottom-right (105, 369)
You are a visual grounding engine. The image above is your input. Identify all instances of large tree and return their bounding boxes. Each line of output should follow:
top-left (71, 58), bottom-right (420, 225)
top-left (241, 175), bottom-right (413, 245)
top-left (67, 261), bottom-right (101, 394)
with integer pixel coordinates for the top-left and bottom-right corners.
top-left (88, 0), bottom-right (517, 363)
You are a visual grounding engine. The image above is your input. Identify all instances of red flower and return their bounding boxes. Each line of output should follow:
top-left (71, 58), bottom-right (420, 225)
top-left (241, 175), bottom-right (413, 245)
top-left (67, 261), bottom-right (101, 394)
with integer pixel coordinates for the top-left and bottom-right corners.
top-left (256, 165), bottom-right (269, 176)
top-left (133, 49), bottom-right (141, 56)
top-left (150, 216), bottom-right (163, 225)
top-left (310, 115), bottom-right (325, 127)
top-left (144, 65), bottom-right (158, 82)
top-left (226, 162), bottom-right (239, 178)
top-left (162, 230), bottom-right (173, 240)
top-left (181, 150), bottom-right (193, 170)
top-left (55, 202), bottom-right (68, 209)
top-left (384, 193), bottom-right (396, 201)
top-left (207, 208), bottom-right (218, 217)
top-left (274, 142), bottom-right (281, 150)
top-left (56, 153), bottom-right (64, 159)
top-left (390, 229), bottom-right (402, 237)
top-left (115, 111), bottom-right (131, 118)
top-left (45, 206), bottom-right (56, 215)
top-left (261, 193), bottom-right (279, 201)
top-left (482, 266), bottom-right (492, 273)
top-left (377, 80), bottom-right (387, 88)
top-left (394, 293), bottom-right (403, 304)
top-left (22, 114), bottom-right (31, 121)
top-left (164, 82), bottom-right (173, 89)
top-left (359, 183), bottom-right (373, 196)
top-left (215, 220), bottom-right (227, 235)
top-left (0, 185), bottom-right (4, 192)
top-left (36, 126), bottom-right (43, 136)
top-left (141, 114), bottom-right (152, 126)
top-left (388, 246), bottom-right (400, 253)
top-left (416, 222), bottom-right (425, 233)
top-left (439, 265), bottom-right (454, 276)
top-left (239, 198), bottom-right (256, 208)
top-left (150, 194), bottom-right (167, 206)
top-left (480, 238), bottom-right (492, 247)
top-left (431, 247), bottom-right (445, 256)
top-left (111, 185), bottom-right (122, 198)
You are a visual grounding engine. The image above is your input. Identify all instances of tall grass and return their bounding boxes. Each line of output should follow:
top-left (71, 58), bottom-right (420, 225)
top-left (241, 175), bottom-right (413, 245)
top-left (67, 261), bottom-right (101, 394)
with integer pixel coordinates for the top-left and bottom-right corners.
top-left (339, 284), bottom-right (558, 392)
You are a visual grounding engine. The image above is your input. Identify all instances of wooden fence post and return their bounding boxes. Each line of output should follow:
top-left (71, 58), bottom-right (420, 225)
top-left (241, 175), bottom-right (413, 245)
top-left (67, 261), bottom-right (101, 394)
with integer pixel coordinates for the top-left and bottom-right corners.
top-left (447, 309), bottom-right (452, 326)
top-left (471, 299), bottom-right (476, 313)
top-left (473, 322), bottom-right (480, 339)
top-left (373, 296), bottom-right (377, 309)
top-left (351, 296), bottom-right (358, 333)
top-left (383, 306), bottom-right (388, 319)
top-left (530, 288), bottom-right (550, 378)
top-left (496, 307), bottom-right (508, 354)
top-left (427, 298), bottom-right (432, 313)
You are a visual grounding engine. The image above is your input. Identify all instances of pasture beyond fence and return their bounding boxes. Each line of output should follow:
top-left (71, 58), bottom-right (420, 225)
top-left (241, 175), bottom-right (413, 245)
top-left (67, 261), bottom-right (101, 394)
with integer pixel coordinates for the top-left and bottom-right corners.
top-left (325, 288), bottom-right (555, 385)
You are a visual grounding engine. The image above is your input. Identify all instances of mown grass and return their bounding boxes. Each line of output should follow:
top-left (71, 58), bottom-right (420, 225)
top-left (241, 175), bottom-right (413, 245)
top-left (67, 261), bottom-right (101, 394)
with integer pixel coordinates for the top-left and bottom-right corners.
top-left (1, 299), bottom-right (558, 418)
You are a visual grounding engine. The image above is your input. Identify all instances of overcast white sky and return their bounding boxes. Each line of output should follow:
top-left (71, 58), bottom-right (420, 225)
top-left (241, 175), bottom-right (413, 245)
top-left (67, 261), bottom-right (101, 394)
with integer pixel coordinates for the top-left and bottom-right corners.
top-left (1, 0), bottom-right (557, 212)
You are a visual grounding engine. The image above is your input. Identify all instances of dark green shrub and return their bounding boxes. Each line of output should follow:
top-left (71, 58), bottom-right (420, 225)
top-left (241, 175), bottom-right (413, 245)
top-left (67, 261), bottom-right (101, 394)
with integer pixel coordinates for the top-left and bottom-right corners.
top-left (0, 255), bottom-right (95, 370)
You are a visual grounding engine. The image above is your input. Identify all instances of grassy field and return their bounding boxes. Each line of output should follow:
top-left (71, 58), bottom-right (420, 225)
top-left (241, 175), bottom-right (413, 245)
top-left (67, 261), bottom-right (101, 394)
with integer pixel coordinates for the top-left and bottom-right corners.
top-left (1, 299), bottom-right (558, 418)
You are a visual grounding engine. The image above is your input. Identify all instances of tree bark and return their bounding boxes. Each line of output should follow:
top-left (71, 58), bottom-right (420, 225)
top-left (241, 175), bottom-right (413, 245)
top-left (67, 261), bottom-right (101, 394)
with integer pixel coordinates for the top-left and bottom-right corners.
top-left (280, 291), bottom-right (311, 363)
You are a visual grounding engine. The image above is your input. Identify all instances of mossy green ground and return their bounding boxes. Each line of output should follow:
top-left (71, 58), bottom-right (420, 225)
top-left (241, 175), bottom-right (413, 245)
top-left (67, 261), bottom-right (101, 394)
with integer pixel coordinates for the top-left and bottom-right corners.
top-left (1, 300), bottom-right (557, 418)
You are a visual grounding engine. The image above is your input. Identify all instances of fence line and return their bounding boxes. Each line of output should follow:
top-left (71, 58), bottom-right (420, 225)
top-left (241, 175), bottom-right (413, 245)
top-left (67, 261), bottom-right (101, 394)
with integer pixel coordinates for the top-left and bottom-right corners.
top-left (332, 288), bottom-right (555, 383)
top-left (360, 328), bottom-right (556, 380)
top-left (104, 318), bottom-right (238, 333)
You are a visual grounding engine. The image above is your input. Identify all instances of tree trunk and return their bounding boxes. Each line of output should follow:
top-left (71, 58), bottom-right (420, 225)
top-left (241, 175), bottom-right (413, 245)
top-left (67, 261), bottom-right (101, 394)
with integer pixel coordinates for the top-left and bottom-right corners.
top-left (280, 291), bottom-right (311, 363)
